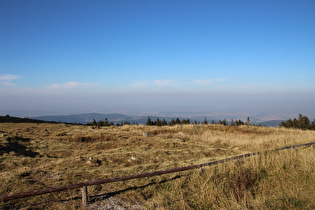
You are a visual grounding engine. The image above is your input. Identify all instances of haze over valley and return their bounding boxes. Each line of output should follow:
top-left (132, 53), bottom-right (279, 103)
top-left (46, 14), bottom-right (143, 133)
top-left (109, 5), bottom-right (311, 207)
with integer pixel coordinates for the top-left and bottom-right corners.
top-left (1, 0), bottom-right (314, 127)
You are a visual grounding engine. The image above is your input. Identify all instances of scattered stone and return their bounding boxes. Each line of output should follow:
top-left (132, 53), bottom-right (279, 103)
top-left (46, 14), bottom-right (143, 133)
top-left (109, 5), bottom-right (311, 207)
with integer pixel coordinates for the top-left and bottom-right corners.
top-left (48, 173), bottom-right (63, 180)
top-left (178, 132), bottom-right (185, 136)
top-left (89, 196), bottom-right (144, 210)
top-left (142, 132), bottom-right (149, 137)
top-left (87, 157), bottom-right (101, 166)
top-left (175, 138), bottom-right (186, 142)
top-left (75, 156), bottom-right (84, 161)
top-left (130, 156), bottom-right (139, 161)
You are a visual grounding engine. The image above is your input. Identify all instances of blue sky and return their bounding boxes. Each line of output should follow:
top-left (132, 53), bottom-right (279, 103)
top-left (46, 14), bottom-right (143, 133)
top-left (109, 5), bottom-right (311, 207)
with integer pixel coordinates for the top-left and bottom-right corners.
top-left (1, 0), bottom-right (315, 118)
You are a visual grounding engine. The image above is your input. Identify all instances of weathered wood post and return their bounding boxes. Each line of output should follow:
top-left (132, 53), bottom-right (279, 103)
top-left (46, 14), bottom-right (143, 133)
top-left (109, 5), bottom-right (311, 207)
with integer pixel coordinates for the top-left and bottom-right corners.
top-left (82, 186), bottom-right (88, 207)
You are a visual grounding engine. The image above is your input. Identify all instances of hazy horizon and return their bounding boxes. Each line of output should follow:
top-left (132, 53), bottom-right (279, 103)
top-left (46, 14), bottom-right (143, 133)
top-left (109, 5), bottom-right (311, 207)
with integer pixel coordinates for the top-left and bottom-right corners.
top-left (1, 1), bottom-right (314, 119)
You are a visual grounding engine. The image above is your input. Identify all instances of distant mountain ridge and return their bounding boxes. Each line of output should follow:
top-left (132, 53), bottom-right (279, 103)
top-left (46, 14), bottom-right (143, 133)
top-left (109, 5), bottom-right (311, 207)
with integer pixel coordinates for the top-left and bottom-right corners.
top-left (31, 113), bottom-right (195, 125)
top-left (256, 120), bottom-right (283, 127)
top-left (30, 113), bottom-right (284, 127)
top-left (0, 115), bottom-right (57, 124)
top-left (31, 113), bottom-right (132, 124)
top-left (1, 113), bottom-right (284, 127)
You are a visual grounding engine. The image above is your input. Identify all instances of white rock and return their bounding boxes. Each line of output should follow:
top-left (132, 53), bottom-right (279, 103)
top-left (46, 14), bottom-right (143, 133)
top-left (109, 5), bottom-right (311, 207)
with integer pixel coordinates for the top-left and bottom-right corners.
top-left (130, 156), bottom-right (139, 161)
top-left (142, 132), bottom-right (149, 137)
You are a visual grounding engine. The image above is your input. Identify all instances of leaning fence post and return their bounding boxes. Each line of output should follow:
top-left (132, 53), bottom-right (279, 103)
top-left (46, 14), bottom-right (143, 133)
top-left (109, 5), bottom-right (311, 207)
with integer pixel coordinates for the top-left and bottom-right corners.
top-left (82, 186), bottom-right (88, 207)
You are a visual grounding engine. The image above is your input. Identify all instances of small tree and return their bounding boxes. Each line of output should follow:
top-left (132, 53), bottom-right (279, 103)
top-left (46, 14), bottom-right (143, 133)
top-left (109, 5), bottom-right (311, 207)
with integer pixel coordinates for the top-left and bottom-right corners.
top-left (182, 119), bottom-right (190, 124)
top-left (169, 119), bottom-right (176, 126)
top-left (156, 117), bottom-right (161, 126)
top-left (219, 118), bottom-right (227, 126)
top-left (235, 119), bottom-right (244, 126)
top-left (104, 118), bottom-right (109, 126)
top-left (280, 114), bottom-right (312, 130)
top-left (298, 113), bottom-right (310, 130)
top-left (162, 118), bottom-right (168, 126)
top-left (98, 120), bottom-right (104, 126)
top-left (146, 117), bottom-right (152, 126)
top-left (246, 117), bottom-right (251, 125)
top-left (92, 119), bottom-right (97, 126)
top-left (203, 117), bottom-right (208, 124)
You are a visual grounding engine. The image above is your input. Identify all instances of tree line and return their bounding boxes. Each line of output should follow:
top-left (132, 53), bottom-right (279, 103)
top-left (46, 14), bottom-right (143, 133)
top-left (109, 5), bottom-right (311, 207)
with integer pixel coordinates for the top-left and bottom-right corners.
top-left (145, 116), bottom-right (252, 126)
top-left (87, 118), bottom-right (134, 127)
top-left (280, 114), bottom-right (315, 130)
top-left (88, 117), bottom-right (252, 127)
top-left (88, 114), bottom-right (315, 130)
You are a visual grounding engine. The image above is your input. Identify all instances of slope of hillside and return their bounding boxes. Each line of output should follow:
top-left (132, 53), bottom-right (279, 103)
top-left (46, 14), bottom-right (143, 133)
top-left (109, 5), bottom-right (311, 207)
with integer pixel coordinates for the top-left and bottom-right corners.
top-left (31, 113), bottom-right (132, 124)
top-left (0, 123), bottom-right (314, 209)
top-left (31, 113), bottom-right (180, 125)
top-left (257, 120), bottom-right (283, 127)
top-left (0, 115), bottom-right (56, 124)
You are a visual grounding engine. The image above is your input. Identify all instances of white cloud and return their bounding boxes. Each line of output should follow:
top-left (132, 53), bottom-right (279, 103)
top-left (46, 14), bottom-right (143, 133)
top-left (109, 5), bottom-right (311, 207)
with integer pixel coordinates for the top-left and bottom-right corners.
top-left (130, 79), bottom-right (179, 89)
top-left (130, 80), bottom-right (151, 88)
top-left (47, 81), bottom-right (95, 89)
top-left (130, 78), bottom-right (226, 89)
top-left (0, 81), bottom-right (15, 86)
top-left (154, 80), bottom-right (178, 88)
top-left (0, 74), bottom-right (21, 86)
top-left (192, 78), bottom-right (226, 86)
top-left (0, 74), bottom-right (21, 81)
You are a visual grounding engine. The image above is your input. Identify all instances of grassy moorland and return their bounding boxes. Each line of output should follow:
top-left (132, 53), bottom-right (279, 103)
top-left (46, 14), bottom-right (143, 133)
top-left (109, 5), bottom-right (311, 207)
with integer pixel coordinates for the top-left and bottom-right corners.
top-left (0, 123), bottom-right (314, 209)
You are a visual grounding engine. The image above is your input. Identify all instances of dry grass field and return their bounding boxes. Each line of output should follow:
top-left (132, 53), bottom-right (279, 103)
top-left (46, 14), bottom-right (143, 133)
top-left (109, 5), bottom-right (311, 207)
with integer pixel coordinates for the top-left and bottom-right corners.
top-left (0, 123), bottom-right (314, 209)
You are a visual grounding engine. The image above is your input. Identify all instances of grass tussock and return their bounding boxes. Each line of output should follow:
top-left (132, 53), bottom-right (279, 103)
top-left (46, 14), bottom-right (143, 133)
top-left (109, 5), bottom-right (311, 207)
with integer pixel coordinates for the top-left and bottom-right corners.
top-left (146, 148), bottom-right (315, 209)
top-left (0, 123), bottom-right (314, 209)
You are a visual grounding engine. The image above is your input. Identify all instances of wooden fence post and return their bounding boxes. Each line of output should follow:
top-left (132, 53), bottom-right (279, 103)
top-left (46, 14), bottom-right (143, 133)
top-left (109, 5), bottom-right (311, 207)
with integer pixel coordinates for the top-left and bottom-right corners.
top-left (82, 186), bottom-right (88, 207)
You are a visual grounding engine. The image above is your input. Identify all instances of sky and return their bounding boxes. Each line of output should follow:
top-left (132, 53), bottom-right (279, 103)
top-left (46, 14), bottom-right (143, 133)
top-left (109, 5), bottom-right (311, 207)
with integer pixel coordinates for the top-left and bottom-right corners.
top-left (1, 0), bottom-right (315, 119)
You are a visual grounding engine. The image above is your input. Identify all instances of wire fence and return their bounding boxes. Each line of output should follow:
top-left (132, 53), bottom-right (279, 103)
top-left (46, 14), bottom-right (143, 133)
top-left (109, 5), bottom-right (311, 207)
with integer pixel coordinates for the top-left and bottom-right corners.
top-left (0, 141), bottom-right (314, 206)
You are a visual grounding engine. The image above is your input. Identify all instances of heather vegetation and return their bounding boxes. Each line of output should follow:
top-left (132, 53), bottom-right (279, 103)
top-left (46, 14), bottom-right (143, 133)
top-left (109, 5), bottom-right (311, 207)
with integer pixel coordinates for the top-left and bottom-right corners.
top-left (0, 122), bottom-right (314, 209)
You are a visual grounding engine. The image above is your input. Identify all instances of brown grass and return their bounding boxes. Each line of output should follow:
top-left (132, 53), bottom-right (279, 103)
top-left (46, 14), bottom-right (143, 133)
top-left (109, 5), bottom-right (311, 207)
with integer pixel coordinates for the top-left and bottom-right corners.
top-left (0, 123), bottom-right (314, 209)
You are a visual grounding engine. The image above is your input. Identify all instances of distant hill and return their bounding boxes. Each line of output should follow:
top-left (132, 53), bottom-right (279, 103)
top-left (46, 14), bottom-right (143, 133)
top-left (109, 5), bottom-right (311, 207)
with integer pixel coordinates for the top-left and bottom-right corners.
top-left (257, 120), bottom-right (282, 127)
top-left (2, 113), bottom-right (284, 127)
top-left (31, 113), bottom-right (132, 124)
top-left (0, 115), bottom-right (57, 124)
top-left (31, 113), bottom-right (185, 125)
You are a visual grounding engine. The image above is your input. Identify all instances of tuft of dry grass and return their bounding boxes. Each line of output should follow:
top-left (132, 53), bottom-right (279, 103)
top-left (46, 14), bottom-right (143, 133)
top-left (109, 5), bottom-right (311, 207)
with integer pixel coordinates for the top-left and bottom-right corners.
top-left (0, 123), bottom-right (314, 209)
top-left (146, 147), bottom-right (315, 209)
